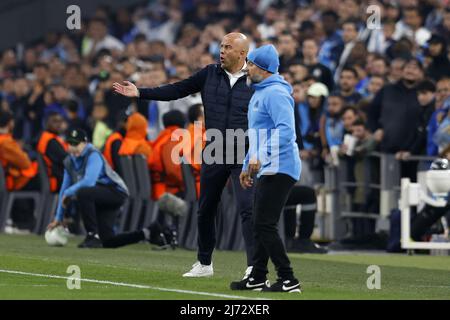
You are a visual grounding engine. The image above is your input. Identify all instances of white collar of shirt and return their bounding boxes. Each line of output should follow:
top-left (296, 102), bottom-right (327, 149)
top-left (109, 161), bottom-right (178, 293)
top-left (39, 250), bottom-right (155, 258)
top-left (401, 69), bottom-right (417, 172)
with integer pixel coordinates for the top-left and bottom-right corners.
top-left (225, 62), bottom-right (247, 88)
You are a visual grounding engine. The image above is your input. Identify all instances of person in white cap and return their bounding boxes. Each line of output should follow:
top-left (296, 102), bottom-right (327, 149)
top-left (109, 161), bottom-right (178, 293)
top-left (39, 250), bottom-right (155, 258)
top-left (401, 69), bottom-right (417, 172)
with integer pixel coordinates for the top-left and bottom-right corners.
top-left (230, 44), bottom-right (302, 293)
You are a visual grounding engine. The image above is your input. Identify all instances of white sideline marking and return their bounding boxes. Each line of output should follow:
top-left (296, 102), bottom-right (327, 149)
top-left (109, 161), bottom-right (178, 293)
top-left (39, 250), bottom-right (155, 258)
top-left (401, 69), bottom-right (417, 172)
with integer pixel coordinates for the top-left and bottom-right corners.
top-left (0, 269), bottom-right (269, 300)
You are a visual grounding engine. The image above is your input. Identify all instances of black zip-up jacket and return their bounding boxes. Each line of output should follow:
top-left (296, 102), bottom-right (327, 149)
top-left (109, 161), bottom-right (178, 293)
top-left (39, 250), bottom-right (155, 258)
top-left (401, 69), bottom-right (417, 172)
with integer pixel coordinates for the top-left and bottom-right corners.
top-left (138, 64), bottom-right (254, 157)
top-left (368, 81), bottom-right (421, 153)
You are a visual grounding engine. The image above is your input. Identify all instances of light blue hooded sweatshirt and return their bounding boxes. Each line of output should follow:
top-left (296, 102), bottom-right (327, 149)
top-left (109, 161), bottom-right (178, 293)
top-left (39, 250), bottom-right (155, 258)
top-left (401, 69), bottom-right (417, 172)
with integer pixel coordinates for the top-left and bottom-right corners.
top-left (243, 74), bottom-right (301, 181)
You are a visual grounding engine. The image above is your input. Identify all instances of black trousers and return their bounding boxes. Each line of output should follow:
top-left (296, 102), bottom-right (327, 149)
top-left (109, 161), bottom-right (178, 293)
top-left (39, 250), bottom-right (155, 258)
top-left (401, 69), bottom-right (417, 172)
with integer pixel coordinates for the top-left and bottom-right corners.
top-left (284, 185), bottom-right (317, 239)
top-left (252, 173), bottom-right (297, 281)
top-left (411, 204), bottom-right (449, 241)
top-left (197, 163), bottom-right (255, 266)
top-left (102, 230), bottom-right (145, 248)
top-left (75, 184), bottom-right (127, 242)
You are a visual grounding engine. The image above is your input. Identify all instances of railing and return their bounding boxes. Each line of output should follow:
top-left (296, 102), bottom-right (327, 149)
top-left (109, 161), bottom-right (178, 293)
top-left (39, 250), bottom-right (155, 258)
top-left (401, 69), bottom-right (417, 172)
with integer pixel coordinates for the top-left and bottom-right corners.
top-left (316, 152), bottom-right (438, 241)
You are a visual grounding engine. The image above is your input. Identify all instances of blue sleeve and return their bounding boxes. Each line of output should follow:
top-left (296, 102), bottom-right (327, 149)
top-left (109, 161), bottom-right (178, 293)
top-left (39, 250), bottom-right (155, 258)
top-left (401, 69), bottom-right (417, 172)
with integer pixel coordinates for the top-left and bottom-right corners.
top-left (242, 152), bottom-right (250, 172)
top-left (138, 65), bottom-right (208, 101)
top-left (55, 170), bottom-right (72, 222)
top-left (243, 124), bottom-right (259, 172)
top-left (427, 111), bottom-right (439, 155)
top-left (63, 153), bottom-right (103, 197)
top-left (266, 91), bottom-right (296, 148)
top-left (298, 103), bottom-right (309, 136)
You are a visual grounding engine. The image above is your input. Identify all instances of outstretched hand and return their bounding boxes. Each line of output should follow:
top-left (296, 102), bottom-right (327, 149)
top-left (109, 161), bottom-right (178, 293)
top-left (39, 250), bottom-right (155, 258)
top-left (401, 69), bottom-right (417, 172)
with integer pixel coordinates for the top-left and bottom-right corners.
top-left (112, 81), bottom-right (139, 98)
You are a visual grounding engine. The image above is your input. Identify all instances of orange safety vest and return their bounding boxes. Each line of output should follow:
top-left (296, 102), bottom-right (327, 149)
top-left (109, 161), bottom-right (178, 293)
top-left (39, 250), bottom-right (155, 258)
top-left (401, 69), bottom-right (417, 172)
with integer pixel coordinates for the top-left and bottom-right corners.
top-left (0, 134), bottom-right (38, 191)
top-left (180, 123), bottom-right (205, 198)
top-left (148, 126), bottom-right (184, 200)
top-left (103, 132), bottom-right (124, 169)
top-left (36, 131), bottom-right (68, 192)
top-left (118, 137), bottom-right (152, 157)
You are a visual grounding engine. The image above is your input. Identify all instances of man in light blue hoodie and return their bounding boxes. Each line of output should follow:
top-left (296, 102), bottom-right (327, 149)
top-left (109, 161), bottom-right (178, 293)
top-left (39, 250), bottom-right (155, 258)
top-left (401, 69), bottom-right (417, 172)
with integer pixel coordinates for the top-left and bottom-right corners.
top-left (230, 45), bottom-right (302, 293)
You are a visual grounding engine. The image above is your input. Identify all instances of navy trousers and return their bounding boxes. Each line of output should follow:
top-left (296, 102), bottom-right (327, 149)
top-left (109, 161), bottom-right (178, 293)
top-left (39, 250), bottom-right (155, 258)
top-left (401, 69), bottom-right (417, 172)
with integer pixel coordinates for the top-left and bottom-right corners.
top-left (197, 163), bottom-right (255, 266)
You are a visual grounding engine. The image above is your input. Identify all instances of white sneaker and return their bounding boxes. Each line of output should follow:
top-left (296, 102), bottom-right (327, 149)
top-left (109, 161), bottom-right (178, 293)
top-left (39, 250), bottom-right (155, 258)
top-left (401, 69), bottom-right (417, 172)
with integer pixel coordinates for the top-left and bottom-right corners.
top-left (242, 266), bottom-right (253, 280)
top-left (182, 261), bottom-right (214, 277)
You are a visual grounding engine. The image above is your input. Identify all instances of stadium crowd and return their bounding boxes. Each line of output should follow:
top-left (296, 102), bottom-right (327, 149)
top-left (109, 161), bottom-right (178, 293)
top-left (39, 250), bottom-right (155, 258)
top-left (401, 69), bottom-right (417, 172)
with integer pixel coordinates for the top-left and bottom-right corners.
top-left (1, 0), bottom-right (450, 250)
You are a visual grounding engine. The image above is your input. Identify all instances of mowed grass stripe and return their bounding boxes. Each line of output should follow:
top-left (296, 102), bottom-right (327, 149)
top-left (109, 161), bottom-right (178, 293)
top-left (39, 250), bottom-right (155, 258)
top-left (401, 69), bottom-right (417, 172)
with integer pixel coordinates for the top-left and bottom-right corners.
top-left (0, 234), bottom-right (449, 299)
top-left (0, 269), bottom-right (269, 300)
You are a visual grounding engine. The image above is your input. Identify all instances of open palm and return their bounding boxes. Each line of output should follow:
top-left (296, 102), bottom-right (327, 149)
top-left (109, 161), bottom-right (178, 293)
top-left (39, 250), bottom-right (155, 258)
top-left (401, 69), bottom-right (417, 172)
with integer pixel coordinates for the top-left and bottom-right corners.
top-left (112, 81), bottom-right (139, 98)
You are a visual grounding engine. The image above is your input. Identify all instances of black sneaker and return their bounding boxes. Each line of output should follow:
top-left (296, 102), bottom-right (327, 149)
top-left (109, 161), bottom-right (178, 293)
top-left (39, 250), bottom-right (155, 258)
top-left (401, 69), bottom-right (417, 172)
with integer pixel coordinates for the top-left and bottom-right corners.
top-left (78, 234), bottom-right (103, 248)
top-left (230, 277), bottom-right (270, 291)
top-left (263, 278), bottom-right (302, 293)
top-left (165, 228), bottom-right (178, 249)
top-left (147, 223), bottom-right (169, 249)
top-left (289, 239), bottom-right (328, 254)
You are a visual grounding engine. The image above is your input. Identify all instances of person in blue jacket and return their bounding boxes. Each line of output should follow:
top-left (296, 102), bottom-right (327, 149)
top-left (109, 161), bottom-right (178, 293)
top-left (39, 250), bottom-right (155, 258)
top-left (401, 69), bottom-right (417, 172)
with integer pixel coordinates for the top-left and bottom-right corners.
top-left (230, 45), bottom-right (302, 293)
top-left (47, 129), bottom-right (130, 248)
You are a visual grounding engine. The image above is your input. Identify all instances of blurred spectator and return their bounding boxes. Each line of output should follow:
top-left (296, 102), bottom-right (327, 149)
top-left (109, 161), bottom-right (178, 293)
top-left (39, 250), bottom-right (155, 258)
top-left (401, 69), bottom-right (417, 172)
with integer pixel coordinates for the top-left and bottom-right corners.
top-left (181, 104), bottom-right (205, 197)
top-left (427, 78), bottom-right (450, 156)
top-left (257, 5), bottom-right (278, 39)
top-left (364, 19), bottom-right (397, 55)
top-left (82, 17), bottom-right (124, 59)
top-left (335, 66), bottom-right (362, 106)
top-left (334, 19), bottom-right (360, 82)
top-left (441, 143), bottom-right (450, 161)
top-left (363, 75), bottom-right (386, 101)
top-left (65, 99), bottom-right (90, 136)
top-left (277, 32), bottom-right (302, 73)
top-left (0, 110), bottom-right (38, 230)
top-left (346, 119), bottom-right (378, 238)
top-left (103, 113), bottom-right (127, 172)
top-left (341, 106), bottom-right (360, 136)
top-left (317, 10), bottom-right (344, 72)
top-left (301, 38), bottom-right (334, 91)
top-left (10, 77), bottom-right (31, 142)
top-left (411, 79), bottom-right (436, 155)
top-left (298, 82), bottom-right (329, 181)
top-left (435, 7), bottom-right (450, 40)
top-left (320, 94), bottom-right (345, 162)
top-left (43, 83), bottom-right (70, 120)
top-left (112, 8), bottom-right (135, 44)
top-left (425, 34), bottom-right (450, 81)
top-left (36, 112), bottom-right (68, 192)
top-left (433, 107), bottom-right (450, 154)
top-left (148, 110), bottom-right (186, 201)
top-left (91, 103), bottom-right (113, 150)
top-left (118, 112), bottom-right (152, 158)
top-left (392, 6), bottom-right (431, 47)
top-left (369, 58), bottom-right (424, 181)
top-left (387, 57), bottom-right (406, 83)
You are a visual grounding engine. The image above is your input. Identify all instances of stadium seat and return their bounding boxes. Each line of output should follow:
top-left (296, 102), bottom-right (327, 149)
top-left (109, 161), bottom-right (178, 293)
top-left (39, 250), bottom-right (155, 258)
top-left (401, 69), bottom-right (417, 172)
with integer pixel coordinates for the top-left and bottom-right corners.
top-left (118, 156), bottom-right (141, 232)
top-left (0, 165), bottom-right (8, 230)
top-left (0, 162), bottom-right (44, 234)
top-left (179, 160), bottom-right (198, 250)
top-left (132, 155), bottom-right (158, 229)
top-left (216, 181), bottom-right (236, 250)
top-left (34, 154), bottom-right (58, 234)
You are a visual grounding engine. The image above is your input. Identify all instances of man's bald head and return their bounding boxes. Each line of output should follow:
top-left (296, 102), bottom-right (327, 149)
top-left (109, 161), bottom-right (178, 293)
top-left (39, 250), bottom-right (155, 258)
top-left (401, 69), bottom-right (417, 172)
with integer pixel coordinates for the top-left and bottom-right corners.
top-left (220, 33), bottom-right (249, 73)
top-left (223, 33), bottom-right (250, 52)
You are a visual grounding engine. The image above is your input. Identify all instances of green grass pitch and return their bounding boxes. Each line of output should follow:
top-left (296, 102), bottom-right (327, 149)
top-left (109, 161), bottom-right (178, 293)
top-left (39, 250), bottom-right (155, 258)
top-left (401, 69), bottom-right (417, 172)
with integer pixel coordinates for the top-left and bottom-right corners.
top-left (0, 234), bottom-right (449, 300)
